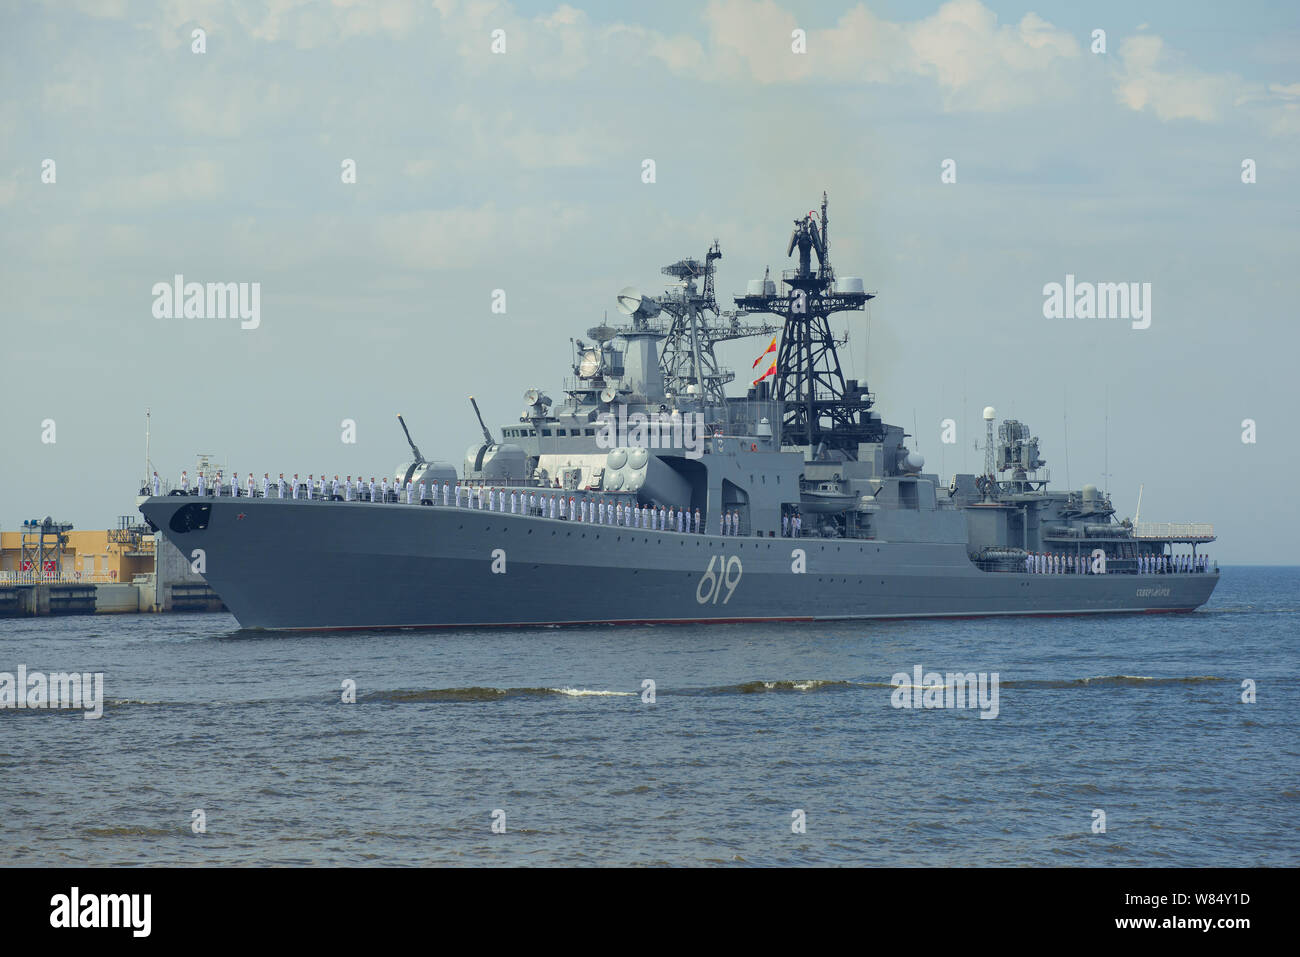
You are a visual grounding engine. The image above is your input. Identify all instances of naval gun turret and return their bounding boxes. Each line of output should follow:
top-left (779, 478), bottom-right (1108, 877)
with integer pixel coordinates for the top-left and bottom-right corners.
top-left (393, 414), bottom-right (456, 493)
top-left (464, 395), bottom-right (526, 483)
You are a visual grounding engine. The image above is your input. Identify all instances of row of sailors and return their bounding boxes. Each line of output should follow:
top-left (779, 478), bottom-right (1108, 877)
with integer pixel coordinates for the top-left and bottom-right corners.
top-left (162, 471), bottom-right (753, 535)
top-left (1138, 553), bottom-right (1210, 574)
top-left (1021, 551), bottom-right (1211, 574)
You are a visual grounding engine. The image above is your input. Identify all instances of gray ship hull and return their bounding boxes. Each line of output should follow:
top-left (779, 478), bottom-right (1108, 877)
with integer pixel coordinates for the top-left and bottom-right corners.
top-left (140, 497), bottom-right (1219, 631)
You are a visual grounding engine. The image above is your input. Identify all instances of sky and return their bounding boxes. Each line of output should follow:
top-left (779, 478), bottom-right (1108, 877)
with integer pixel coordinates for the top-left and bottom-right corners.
top-left (1, 0), bottom-right (1297, 561)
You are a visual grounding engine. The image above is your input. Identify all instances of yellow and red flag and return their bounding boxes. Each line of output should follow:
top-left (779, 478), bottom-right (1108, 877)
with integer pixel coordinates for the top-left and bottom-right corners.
top-left (752, 336), bottom-right (777, 368)
top-left (752, 361), bottom-right (776, 387)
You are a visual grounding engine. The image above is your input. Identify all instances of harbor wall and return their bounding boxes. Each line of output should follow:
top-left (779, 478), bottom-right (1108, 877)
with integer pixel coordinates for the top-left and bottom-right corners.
top-left (0, 535), bottom-right (225, 618)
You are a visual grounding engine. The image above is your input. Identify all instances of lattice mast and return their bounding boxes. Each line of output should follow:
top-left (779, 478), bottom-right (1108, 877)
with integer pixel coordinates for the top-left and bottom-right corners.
top-left (734, 193), bottom-right (878, 457)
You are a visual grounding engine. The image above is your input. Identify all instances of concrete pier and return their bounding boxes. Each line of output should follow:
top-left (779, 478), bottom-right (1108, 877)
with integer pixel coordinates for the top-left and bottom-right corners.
top-left (0, 578), bottom-right (225, 618)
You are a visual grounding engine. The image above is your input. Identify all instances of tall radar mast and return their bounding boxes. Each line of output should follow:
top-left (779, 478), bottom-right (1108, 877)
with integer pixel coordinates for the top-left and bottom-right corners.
top-left (734, 192), bottom-right (879, 457)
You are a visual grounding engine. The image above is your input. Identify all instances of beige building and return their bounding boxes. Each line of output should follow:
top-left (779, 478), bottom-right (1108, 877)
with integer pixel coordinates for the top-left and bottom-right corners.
top-left (0, 525), bottom-right (154, 584)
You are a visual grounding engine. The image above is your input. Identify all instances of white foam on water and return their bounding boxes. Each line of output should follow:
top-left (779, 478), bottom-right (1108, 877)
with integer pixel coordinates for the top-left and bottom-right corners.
top-left (548, 687), bottom-right (636, 697)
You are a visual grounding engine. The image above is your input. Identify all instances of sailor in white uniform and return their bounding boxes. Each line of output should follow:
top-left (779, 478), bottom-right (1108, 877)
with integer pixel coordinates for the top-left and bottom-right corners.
top-left (263, 473), bottom-right (271, 498)
top-left (181, 470), bottom-right (190, 494)
top-left (214, 472), bottom-right (223, 497)
top-left (152, 472), bottom-right (161, 496)
top-left (198, 471), bottom-right (207, 496)
top-left (549, 495), bottom-right (557, 519)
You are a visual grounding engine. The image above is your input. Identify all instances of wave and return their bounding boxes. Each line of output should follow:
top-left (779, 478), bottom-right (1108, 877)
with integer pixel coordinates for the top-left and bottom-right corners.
top-left (999, 675), bottom-right (1227, 689)
top-left (548, 687), bottom-right (636, 697)
top-left (360, 686), bottom-right (634, 703)
top-left (81, 826), bottom-right (175, 837)
top-left (694, 679), bottom-right (855, 695)
top-left (11, 675), bottom-right (1234, 713)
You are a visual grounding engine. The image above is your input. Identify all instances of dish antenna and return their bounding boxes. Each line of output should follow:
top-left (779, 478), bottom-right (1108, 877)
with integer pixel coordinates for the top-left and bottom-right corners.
top-left (616, 286), bottom-right (660, 321)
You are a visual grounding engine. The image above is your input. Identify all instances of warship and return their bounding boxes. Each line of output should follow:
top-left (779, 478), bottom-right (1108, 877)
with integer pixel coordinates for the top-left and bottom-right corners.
top-left (139, 195), bottom-right (1219, 630)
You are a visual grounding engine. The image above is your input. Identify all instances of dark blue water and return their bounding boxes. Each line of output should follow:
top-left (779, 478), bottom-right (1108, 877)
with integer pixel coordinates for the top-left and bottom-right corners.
top-left (1, 567), bottom-right (1296, 866)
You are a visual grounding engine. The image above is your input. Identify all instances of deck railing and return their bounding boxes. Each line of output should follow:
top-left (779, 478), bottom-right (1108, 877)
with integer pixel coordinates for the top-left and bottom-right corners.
top-left (0, 571), bottom-right (124, 585)
top-left (1133, 523), bottom-right (1215, 540)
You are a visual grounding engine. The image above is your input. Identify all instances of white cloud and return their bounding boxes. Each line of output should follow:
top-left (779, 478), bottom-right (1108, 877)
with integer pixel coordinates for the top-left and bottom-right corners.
top-left (84, 159), bottom-right (224, 209)
top-left (905, 2), bottom-right (1081, 110)
top-left (1113, 35), bottom-right (1241, 122)
top-left (689, 0), bottom-right (1080, 109)
top-left (169, 77), bottom-right (302, 138)
top-left (1113, 33), bottom-right (1300, 137)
